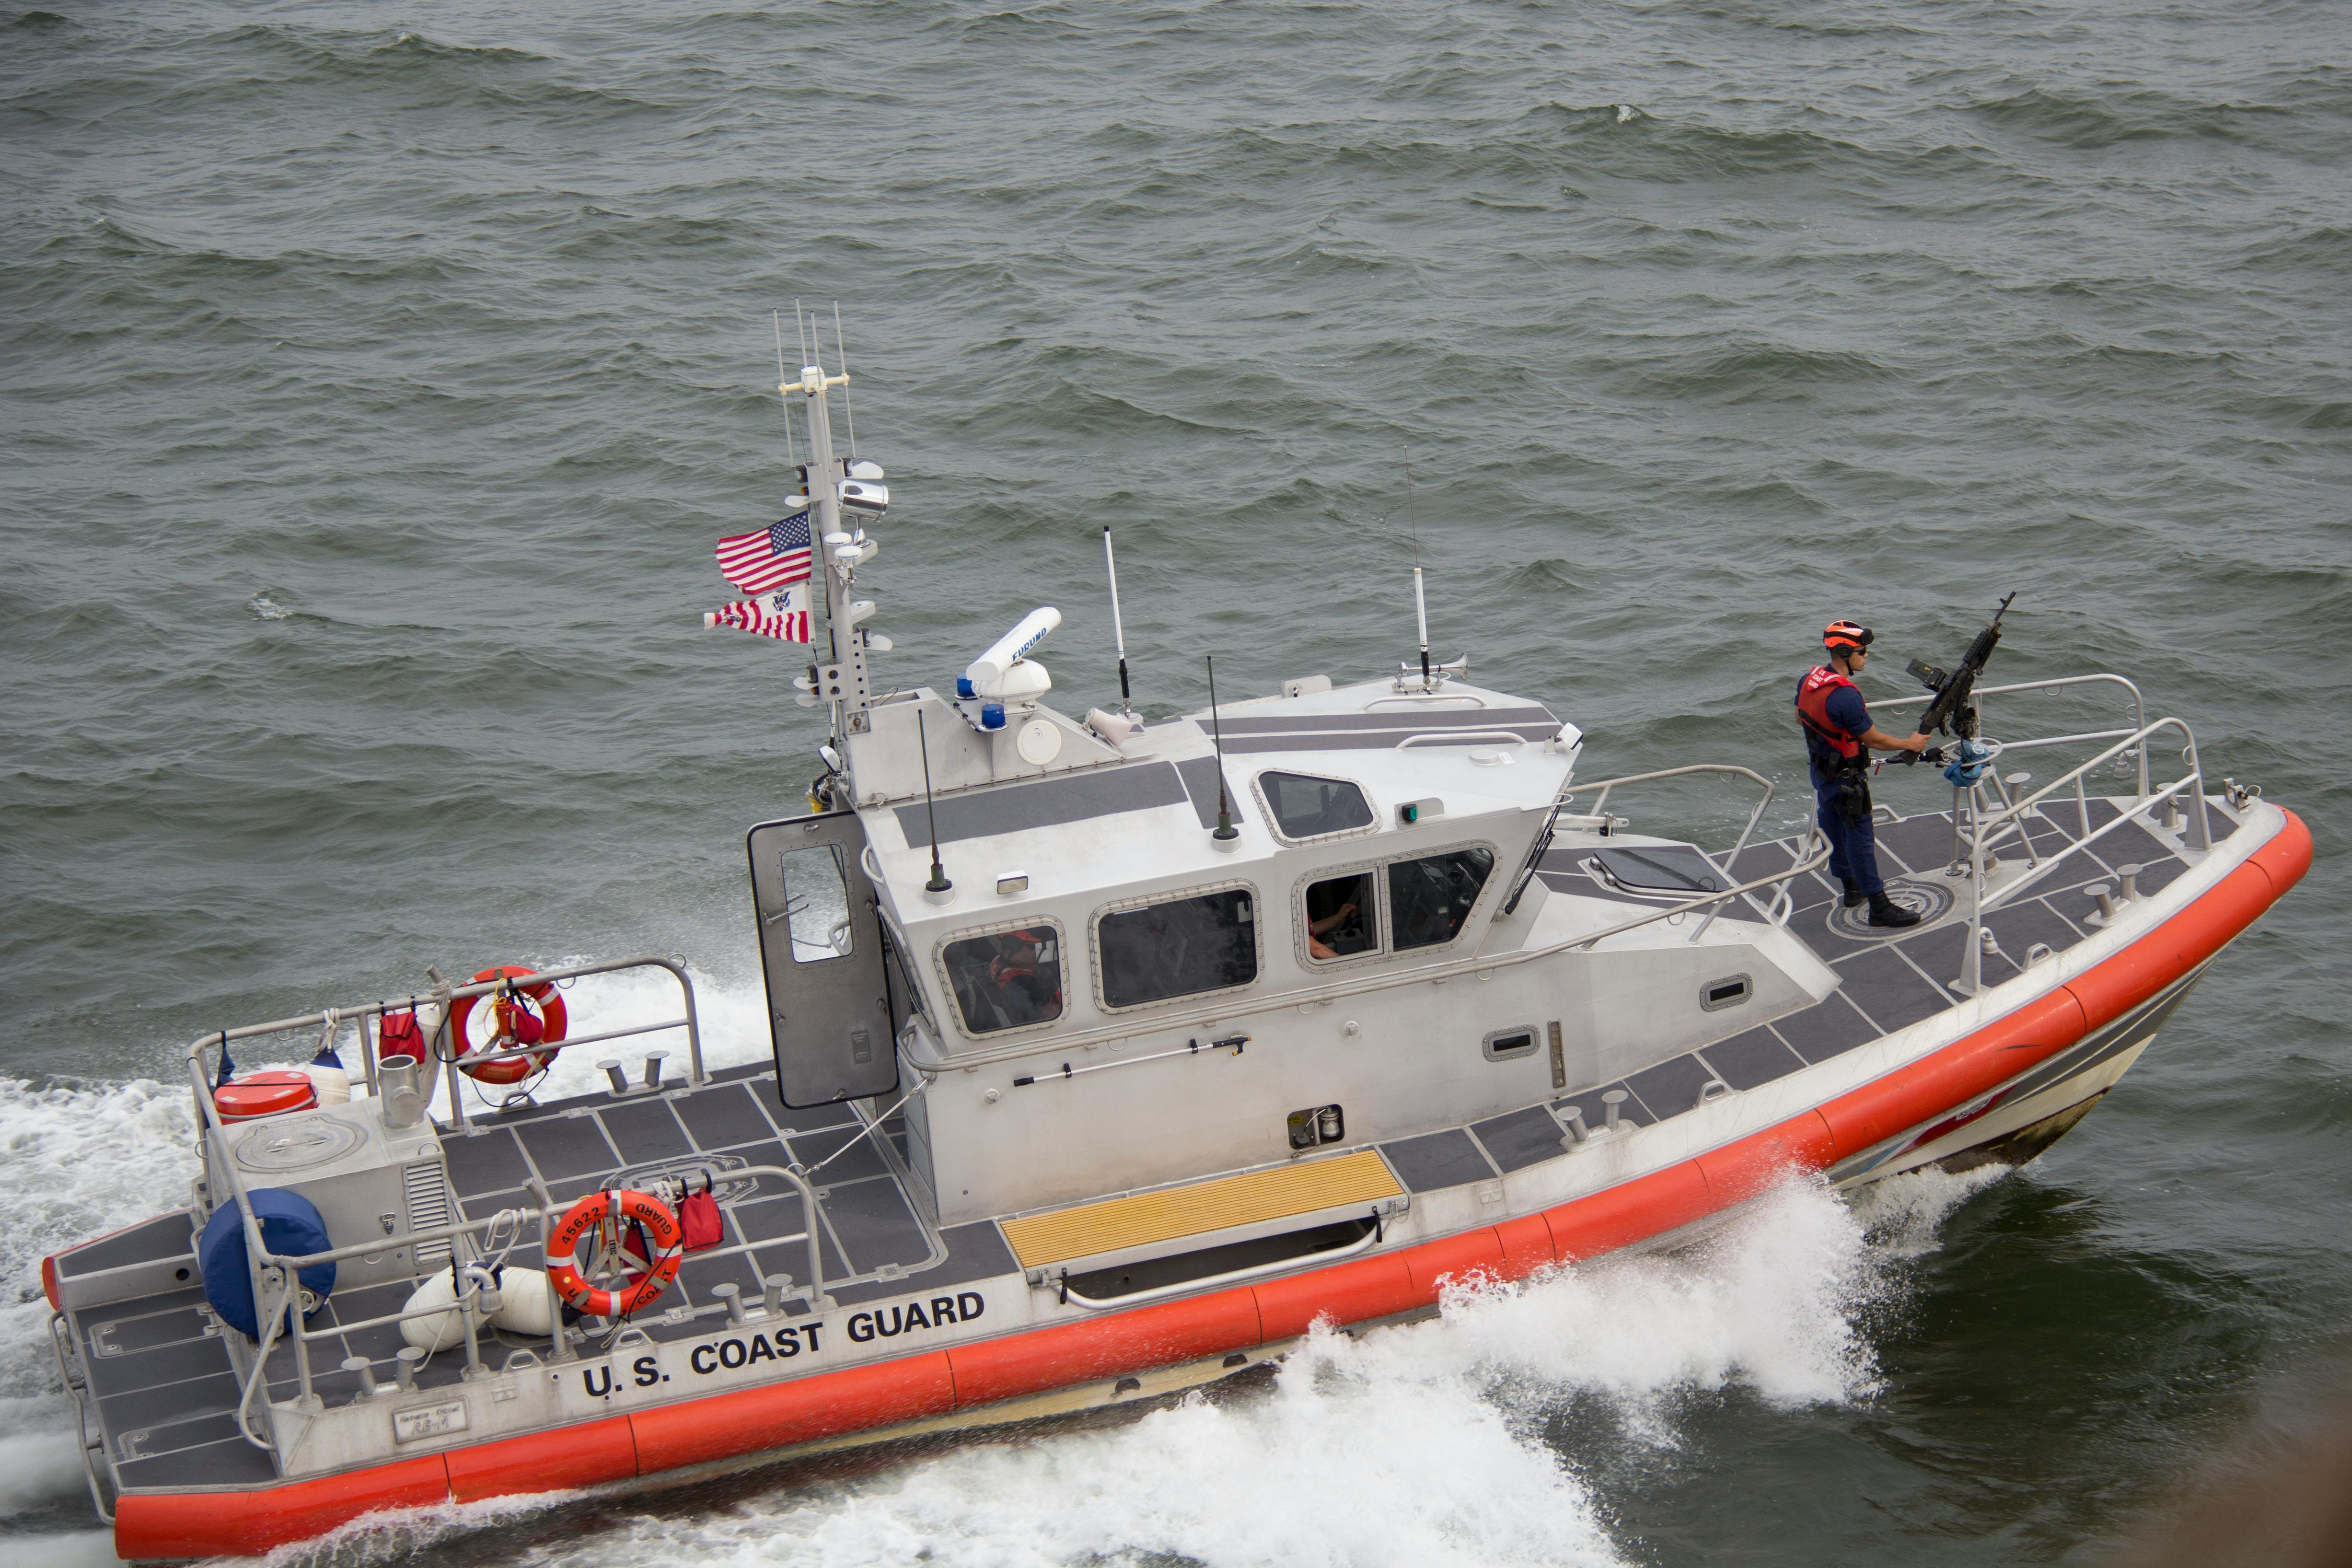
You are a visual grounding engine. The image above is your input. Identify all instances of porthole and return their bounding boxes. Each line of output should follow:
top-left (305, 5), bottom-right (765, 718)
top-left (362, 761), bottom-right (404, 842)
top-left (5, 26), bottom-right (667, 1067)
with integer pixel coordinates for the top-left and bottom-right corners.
top-left (1483, 1026), bottom-right (1540, 1062)
top-left (1700, 974), bottom-right (1752, 1012)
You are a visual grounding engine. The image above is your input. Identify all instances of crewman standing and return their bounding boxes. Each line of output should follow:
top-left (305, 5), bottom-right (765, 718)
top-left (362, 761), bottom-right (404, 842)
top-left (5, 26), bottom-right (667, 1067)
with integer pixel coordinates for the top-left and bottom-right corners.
top-left (1796, 620), bottom-right (1931, 928)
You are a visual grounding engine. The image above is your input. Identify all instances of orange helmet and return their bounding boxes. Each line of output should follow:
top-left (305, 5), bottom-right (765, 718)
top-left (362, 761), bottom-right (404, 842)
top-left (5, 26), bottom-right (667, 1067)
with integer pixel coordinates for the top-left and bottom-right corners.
top-left (1823, 620), bottom-right (1874, 653)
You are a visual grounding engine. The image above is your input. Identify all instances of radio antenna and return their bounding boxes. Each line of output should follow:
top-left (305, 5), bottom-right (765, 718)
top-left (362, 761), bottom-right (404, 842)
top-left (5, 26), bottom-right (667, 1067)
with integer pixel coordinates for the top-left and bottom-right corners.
top-left (917, 711), bottom-right (950, 896)
top-left (1205, 654), bottom-right (1238, 843)
top-left (1406, 451), bottom-right (1431, 690)
top-left (772, 311), bottom-right (799, 468)
top-left (1103, 525), bottom-right (1135, 719)
top-left (793, 299), bottom-right (811, 371)
top-left (833, 301), bottom-right (857, 462)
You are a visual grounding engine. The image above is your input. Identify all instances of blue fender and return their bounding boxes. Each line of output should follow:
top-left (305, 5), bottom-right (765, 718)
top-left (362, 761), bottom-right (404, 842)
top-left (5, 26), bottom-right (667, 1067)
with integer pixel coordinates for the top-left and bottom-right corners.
top-left (198, 1188), bottom-right (336, 1340)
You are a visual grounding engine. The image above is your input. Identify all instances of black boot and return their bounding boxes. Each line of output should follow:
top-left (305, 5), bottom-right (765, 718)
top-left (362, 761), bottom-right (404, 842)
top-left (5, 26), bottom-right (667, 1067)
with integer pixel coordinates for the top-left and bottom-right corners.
top-left (1868, 891), bottom-right (1922, 929)
top-left (1841, 876), bottom-right (1864, 908)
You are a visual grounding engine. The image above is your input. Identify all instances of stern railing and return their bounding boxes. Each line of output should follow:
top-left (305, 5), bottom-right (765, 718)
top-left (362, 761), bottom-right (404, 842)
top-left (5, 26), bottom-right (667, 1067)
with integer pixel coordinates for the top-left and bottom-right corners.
top-left (173, 957), bottom-right (929, 1457)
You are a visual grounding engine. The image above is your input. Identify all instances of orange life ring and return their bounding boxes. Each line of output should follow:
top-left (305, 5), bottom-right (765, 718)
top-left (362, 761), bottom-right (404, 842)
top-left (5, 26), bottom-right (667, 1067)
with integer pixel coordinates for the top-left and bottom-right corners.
top-left (448, 965), bottom-right (568, 1084)
top-left (545, 1189), bottom-right (682, 1319)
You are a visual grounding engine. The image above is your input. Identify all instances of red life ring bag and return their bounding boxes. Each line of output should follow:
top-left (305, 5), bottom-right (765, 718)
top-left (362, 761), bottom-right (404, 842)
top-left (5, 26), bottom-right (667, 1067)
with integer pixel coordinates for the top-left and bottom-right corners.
top-left (448, 965), bottom-right (568, 1084)
top-left (545, 1189), bottom-right (681, 1320)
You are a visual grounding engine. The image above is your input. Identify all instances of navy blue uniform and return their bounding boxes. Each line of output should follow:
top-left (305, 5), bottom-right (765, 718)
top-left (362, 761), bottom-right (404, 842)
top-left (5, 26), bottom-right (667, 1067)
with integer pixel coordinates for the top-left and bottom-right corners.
top-left (1796, 671), bottom-right (1886, 895)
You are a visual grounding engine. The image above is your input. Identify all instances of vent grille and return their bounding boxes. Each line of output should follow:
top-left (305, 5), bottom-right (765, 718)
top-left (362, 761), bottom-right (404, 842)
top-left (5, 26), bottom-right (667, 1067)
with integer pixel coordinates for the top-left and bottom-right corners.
top-left (404, 1159), bottom-right (452, 1270)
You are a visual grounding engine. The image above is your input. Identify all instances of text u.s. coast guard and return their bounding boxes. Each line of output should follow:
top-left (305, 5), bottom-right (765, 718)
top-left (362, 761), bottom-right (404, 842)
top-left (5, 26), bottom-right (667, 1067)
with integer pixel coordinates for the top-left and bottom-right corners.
top-left (579, 1291), bottom-right (985, 1397)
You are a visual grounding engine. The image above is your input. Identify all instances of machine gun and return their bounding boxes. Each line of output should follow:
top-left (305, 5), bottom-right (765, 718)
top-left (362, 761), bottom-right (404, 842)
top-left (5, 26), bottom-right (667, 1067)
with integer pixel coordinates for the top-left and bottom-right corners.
top-left (1898, 592), bottom-right (2016, 764)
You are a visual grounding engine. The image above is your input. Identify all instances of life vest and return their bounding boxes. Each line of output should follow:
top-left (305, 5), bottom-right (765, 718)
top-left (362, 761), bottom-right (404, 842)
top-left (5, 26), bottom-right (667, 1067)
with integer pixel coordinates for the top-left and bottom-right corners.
top-left (1795, 666), bottom-right (1864, 762)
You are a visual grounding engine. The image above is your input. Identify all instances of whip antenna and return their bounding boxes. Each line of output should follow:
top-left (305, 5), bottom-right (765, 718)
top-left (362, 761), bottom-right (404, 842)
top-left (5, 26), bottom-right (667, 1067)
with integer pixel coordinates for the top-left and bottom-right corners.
top-left (1205, 654), bottom-right (1238, 843)
top-left (833, 301), bottom-right (857, 462)
top-left (1103, 526), bottom-right (1135, 718)
top-left (917, 711), bottom-right (950, 896)
top-left (772, 311), bottom-right (798, 468)
top-left (1407, 451), bottom-right (1431, 689)
top-left (1413, 567), bottom-right (1432, 691)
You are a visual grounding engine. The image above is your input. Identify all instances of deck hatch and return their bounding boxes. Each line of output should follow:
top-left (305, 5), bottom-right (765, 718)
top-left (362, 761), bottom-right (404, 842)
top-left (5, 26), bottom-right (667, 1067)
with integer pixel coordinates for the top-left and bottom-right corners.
top-left (999, 1149), bottom-right (1402, 1269)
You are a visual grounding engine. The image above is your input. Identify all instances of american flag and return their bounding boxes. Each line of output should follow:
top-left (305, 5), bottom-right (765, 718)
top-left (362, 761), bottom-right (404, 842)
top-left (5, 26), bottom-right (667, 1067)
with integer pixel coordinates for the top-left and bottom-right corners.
top-left (715, 511), bottom-right (813, 594)
top-left (704, 584), bottom-right (811, 644)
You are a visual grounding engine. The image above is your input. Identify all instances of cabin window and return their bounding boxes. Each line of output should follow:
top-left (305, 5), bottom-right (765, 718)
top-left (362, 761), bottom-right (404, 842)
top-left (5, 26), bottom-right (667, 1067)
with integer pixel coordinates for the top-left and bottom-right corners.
top-left (1388, 847), bottom-right (1495, 950)
top-left (1259, 772), bottom-right (1375, 841)
top-left (1097, 888), bottom-right (1259, 1008)
top-left (774, 844), bottom-right (856, 964)
top-left (941, 926), bottom-right (1064, 1035)
top-left (1303, 871), bottom-right (1377, 961)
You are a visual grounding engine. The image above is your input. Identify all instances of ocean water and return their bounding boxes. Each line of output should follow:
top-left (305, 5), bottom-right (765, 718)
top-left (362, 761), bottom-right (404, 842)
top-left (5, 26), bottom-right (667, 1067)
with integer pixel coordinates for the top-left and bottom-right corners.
top-left (3, 0), bottom-right (2348, 1561)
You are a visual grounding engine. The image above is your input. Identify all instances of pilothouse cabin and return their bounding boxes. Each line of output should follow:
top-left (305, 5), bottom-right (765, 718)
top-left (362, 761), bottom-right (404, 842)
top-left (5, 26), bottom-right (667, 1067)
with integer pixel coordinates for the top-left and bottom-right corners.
top-left (753, 656), bottom-right (1841, 1231)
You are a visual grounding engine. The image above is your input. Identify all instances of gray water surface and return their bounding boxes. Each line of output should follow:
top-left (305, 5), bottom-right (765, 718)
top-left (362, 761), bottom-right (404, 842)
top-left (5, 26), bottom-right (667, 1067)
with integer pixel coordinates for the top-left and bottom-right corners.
top-left (4, 0), bottom-right (2349, 1562)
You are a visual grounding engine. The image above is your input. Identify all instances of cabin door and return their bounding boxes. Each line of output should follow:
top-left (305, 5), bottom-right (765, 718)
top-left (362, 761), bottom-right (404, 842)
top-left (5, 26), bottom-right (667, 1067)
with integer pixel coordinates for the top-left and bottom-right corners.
top-left (746, 811), bottom-right (898, 1108)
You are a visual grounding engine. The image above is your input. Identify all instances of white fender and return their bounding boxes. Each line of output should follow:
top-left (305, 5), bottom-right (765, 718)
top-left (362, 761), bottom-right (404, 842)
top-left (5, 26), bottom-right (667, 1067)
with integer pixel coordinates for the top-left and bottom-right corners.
top-left (303, 1057), bottom-right (351, 1106)
top-left (398, 1270), bottom-right (467, 1352)
top-left (487, 1266), bottom-right (556, 1337)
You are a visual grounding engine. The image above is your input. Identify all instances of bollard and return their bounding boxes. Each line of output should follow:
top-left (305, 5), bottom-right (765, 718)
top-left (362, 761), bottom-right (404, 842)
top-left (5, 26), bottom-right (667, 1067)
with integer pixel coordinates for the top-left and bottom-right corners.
top-left (598, 1058), bottom-right (629, 1096)
top-left (394, 1346), bottom-right (424, 1392)
top-left (713, 1281), bottom-right (745, 1325)
top-left (2117, 863), bottom-right (2143, 903)
top-left (1560, 1105), bottom-right (1588, 1146)
top-left (644, 1050), bottom-right (670, 1091)
top-left (342, 1355), bottom-right (379, 1400)
top-left (1602, 1089), bottom-right (1628, 1131)
top-left (762, 1275), bottom-right (793, 1315)
top-left (2088, 883), bottom-right (2119, 922)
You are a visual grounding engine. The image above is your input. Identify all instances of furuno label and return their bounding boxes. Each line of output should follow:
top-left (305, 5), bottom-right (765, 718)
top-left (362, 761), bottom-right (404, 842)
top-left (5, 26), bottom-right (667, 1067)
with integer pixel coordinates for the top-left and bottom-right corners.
top-left (572, 1291), bottom-right (987, 1399)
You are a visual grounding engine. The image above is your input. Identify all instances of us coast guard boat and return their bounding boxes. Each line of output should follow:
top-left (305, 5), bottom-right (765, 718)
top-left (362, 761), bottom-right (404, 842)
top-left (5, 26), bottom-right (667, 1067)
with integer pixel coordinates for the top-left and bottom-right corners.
top-left (44, 355), bottom-right (2311, 1559)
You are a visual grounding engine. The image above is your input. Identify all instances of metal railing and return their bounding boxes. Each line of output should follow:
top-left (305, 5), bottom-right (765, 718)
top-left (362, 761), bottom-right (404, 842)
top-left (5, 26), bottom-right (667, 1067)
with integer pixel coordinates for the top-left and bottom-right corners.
top-left (190, 954), bottom-right (708, 1135)
top-left (48, 1313), bottom-right (112, 1522)
top-left (174, 956), bottom-right (936, 1456)
top-left (1866, 673), bottom-right (2212, 995)
top-left (1526, 763), bottom-right (1797, 946)
top-left (212, 1156), bottom-right (845, 1452)
top-left (1872, 672), bottom-right (2152, 797)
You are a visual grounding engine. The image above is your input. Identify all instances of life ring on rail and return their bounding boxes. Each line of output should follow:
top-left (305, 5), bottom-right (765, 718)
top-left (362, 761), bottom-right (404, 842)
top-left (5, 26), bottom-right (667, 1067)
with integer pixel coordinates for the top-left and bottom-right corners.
top-left (447, 964), bottom-right (568, 1084)
top-left (545, 1189), bottom-right (682, 1320)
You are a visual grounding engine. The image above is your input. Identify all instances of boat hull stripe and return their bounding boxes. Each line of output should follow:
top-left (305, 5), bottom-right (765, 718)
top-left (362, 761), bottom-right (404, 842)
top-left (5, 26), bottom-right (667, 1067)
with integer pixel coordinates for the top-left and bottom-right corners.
top-left (627, 1351), bottom-right (958, 1474)
top-left (445, 1414), bottom-right (638, 1503)
top-left (109, 809), bottom-right (2314, 1562)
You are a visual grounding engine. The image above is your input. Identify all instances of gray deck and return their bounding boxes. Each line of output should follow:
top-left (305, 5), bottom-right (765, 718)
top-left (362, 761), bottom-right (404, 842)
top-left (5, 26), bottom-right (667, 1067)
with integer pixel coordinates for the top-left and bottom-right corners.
top-left (1487, 797), bottom-right (2230, 1175)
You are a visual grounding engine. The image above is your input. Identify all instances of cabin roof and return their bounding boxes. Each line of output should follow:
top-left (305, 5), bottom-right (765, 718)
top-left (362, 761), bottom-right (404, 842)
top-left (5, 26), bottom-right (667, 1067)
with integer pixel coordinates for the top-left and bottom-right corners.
top-left (857, 677), bottom-right (1581, 929)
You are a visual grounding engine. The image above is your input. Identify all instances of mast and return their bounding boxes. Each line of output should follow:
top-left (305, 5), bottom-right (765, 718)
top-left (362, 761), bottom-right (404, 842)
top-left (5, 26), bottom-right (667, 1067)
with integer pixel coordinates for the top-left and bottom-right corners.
top-left (782, 336), bottom-right (872, 754)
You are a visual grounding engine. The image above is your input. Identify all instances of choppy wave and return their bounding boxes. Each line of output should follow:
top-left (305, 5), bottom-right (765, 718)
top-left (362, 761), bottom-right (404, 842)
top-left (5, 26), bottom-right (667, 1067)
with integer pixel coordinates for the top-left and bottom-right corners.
top-left (5, 0), bottom-right (2349, 1557)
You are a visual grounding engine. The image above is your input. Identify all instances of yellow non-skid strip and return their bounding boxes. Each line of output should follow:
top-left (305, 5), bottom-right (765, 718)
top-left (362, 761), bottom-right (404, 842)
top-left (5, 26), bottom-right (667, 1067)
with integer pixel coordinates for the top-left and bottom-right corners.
top-left (999, 1148), bottom-right (1402, 1269)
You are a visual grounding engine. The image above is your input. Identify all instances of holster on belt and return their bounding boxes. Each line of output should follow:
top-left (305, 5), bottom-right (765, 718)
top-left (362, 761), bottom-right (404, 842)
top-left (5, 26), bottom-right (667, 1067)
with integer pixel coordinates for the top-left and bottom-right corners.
top-left (1833, 764), bottom-right (1872, 825)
